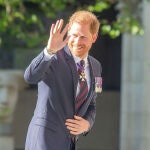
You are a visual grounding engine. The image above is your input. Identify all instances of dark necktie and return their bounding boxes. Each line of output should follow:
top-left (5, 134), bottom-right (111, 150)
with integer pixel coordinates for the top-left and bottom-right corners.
top-left (75, 60), bottom-right (88, 113)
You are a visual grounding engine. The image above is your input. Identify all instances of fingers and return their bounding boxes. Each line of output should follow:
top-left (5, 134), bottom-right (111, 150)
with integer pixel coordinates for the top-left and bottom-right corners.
top-left (66, 122), bottom-right (80, 132)
top-left (50, 19), bottom-right (64, 35)
top-left (65, 117), bottom-right (80, 130)
top-left (50, 23), bottom-right (55, 36)
top-left (54, 19), bottom-right (64, 33)
top-left (65, 119), bottom-right (81, 135)
top-left (65, 115), bottom-right (89, 135)
top-left (61, 23), bottom-right (68, 36)
top-left (49, 19), bottom-right (69, 42)
top-left (74, 115), bottom-right (82, 120)
top-left (48, 19), bottom-right (69, 51)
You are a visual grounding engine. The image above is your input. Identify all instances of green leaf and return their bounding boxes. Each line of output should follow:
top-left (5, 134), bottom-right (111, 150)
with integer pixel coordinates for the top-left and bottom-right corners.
top-left (101, 25), bottom-right (111, 33)
top-left (87, 1), bottom-right (110, 12)
top-left (14, 11), bottom-right (25, 20)
top-left (109, 29), bottom-right (120, 38)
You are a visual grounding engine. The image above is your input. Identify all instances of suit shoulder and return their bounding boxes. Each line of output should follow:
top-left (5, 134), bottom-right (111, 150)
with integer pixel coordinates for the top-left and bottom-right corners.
top-left (88, 55), bottom-right (102, 75)
top-left (89, 55), bottom-right (101, 66)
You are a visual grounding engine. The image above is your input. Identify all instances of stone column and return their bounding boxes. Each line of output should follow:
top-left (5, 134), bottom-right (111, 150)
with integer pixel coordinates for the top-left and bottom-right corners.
top-left (120, 1), bottom-right (150, 150)
top-left (0, 70), bottom-right (26, 150)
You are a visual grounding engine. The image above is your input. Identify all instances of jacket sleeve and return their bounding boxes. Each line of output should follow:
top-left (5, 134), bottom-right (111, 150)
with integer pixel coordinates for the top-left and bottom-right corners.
top-left (82, 93), bottom-right (97, 136)
top-left (24, 50), bottom-right (56, 84)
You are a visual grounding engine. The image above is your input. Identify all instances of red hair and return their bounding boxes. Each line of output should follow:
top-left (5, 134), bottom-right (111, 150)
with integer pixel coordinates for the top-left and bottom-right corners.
top-left (68, 10), bottom-right (100, 34)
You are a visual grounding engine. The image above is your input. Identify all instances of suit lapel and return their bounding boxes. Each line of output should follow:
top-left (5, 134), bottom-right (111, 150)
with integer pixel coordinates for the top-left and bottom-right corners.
top-left (64, 46), bottom-right (78, 103)
top-left (87, 56), bottom-right (95, 98)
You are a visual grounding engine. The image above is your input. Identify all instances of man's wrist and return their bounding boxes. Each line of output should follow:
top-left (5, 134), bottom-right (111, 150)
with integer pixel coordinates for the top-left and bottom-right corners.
top-left (46, 47), bottom-right (56, 55)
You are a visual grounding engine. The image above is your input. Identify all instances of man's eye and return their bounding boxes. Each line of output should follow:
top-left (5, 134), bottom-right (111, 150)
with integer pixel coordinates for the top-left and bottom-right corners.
top-left (72, 34), bottom-right (77, 37)
top-left (80, 36), bottom-right (86, 39)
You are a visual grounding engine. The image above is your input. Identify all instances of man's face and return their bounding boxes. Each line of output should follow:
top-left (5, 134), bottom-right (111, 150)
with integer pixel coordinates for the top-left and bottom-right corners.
top-left (68, 22), bottom-right (97, 59)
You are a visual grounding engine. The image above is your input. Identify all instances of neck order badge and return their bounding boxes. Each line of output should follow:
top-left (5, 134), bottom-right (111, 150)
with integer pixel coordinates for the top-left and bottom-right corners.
top-left (75, 60), bottom-right (88, 113)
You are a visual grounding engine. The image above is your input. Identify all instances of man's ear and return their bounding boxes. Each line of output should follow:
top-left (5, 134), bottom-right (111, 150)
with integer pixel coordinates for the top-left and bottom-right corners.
top-left (92, 33), bottom-right (98, 43)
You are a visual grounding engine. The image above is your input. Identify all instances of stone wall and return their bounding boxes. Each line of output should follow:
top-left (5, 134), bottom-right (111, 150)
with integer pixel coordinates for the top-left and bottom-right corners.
top-left (119, 1), bottom-right (150, 150)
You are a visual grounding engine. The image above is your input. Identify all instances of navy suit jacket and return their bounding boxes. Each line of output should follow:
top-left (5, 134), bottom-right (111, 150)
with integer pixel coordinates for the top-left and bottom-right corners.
top-left (24, 46), bottom-right (102, 150)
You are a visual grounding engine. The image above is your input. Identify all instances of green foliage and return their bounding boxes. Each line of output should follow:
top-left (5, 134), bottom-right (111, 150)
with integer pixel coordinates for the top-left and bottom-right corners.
top-left (86, 0), bottom-right (145, 38)
top-left (87, 1), bottom-right (110, 12)
top-left (0, 0), bottom-right (74, 50)
top-left (0, 0), bottom-right (148, 50)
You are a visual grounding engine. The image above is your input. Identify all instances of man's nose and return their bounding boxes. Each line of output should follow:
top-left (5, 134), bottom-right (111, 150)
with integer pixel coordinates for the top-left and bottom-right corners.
top-left (74, 37), bottom-right (81, 44)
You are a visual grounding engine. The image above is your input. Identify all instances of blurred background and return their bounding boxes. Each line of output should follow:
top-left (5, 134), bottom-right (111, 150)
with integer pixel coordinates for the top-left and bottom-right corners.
top-left (0, 0), bottom-right (150, 150)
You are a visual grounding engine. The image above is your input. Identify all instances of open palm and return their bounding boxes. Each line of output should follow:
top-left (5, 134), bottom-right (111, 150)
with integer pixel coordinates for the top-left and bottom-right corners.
top-left (47, 19), bottom-right (69, 53)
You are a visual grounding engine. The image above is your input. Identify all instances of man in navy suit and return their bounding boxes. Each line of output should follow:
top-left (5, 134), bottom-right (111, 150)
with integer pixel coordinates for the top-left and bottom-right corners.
top-left (24, 10), bottom-right (102, 150)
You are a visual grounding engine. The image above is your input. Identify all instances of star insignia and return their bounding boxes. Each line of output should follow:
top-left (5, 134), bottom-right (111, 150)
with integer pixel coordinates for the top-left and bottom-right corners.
top-left (79, 71), bottom-right (86, 81)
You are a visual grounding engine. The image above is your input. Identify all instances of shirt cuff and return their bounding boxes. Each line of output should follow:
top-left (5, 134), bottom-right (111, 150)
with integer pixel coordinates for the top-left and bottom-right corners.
top-left (44, 47), bottom-right (55, 61)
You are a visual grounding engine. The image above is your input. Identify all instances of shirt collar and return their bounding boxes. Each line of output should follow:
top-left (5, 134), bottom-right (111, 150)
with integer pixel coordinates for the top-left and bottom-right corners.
top-left (72, 54), bottom-right (88, 65)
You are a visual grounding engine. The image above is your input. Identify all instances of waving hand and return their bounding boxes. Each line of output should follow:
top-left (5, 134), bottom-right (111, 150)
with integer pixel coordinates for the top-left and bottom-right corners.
top-left (46, 19), bottom-right (69, 54)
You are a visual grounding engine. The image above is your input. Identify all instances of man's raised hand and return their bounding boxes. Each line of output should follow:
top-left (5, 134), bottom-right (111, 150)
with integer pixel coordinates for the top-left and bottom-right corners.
top-left (46, 19), bottom-right (69, 54)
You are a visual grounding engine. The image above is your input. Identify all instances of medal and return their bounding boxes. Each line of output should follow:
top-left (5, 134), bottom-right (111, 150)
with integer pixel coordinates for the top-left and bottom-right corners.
top-left (95, 77), bottom-right (102, 93)
top-left (77, 62), bottom-right (85, 81)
